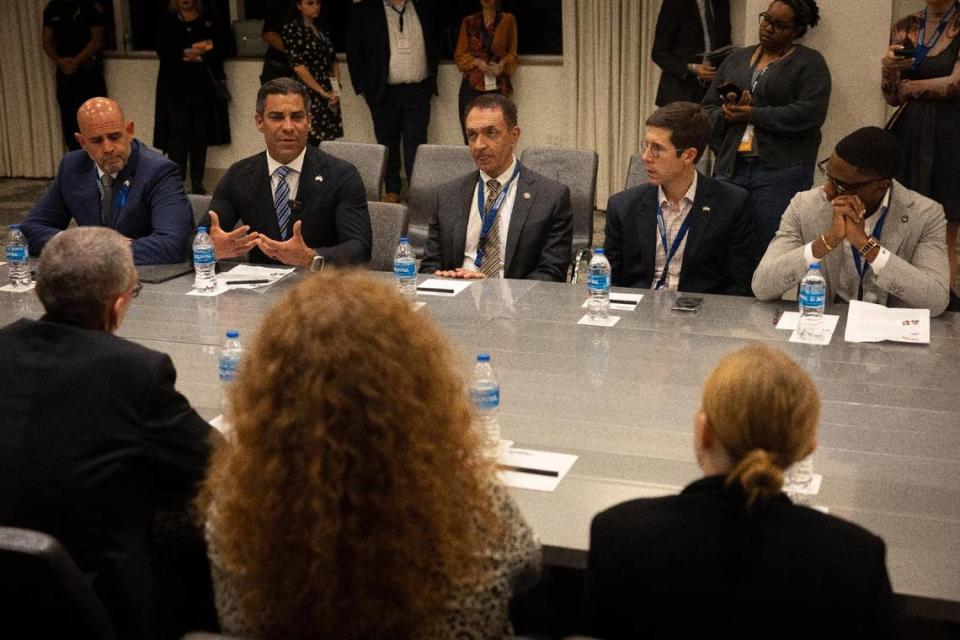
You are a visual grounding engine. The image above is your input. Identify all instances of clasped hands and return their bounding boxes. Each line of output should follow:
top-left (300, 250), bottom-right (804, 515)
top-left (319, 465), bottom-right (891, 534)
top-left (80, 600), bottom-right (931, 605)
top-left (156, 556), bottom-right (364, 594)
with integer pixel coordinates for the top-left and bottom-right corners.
top-left (721, 89), bottom-right (752, 122)
top-left (183, 39), bottom-right (214, 62)
top-left (472, 58), bottom-right (503, 76)
top-left (208, 211), bottom-right (316, 268)
top-left (435, 268), bottom-right (486, 280)
top-left (814, 194), bottom-right (871, 259)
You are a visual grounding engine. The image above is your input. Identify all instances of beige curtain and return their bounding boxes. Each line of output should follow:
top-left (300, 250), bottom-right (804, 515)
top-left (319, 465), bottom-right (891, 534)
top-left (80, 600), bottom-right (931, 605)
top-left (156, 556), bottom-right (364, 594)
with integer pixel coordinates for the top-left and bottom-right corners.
top-left (0, 0), bottom-right (62, 178)
top-left (564, 0), bottom-right (662, 208)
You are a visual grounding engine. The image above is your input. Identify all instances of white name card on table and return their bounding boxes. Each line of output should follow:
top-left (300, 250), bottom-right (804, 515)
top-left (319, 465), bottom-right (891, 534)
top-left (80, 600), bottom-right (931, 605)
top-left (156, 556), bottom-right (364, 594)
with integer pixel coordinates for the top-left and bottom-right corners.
top-left (0, 283), bottom-right (35, 293)
top-left (186, 265), bottom-right (294, 297)
top-left (416, 278), bottom-right (472, 297)
top-left (581, 292), bottom-right (643, 311)
top-left (497, 447), bottom-right (578, 492)
top-left (844, 300), bottom-right (930, 344)
top-left (577, 314), bottom-right (620, 327)
top-left (774, 311), bottom-right (840, 345)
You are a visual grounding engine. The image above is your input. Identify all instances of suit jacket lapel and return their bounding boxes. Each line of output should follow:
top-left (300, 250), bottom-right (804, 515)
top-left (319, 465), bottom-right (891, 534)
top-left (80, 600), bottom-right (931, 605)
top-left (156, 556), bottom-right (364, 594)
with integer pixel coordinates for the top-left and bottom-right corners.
top-left (636, 187), bottom-right (659, 287)
top-left (504, 169), bottom-right (534, 270)
top-left (879, 183), bottom-right (911, 258)
top-left (111, 140), bottom-right (140, 228)
top-left (449, 173), bottom-right (476, 267)
top-left (679, 174), bottom-right (713, 281)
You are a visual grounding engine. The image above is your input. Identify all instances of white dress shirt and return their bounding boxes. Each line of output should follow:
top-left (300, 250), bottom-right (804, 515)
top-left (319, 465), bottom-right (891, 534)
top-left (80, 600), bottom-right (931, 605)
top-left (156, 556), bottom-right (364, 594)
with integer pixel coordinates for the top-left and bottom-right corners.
top-left (654, 172), bottom-right (698, 290)
top-left (462, 156), bottom-right (520, 276)
top-left (266, 147), bottom-right (306, 203)
top-left (383, 0), bottom-right (428, 85)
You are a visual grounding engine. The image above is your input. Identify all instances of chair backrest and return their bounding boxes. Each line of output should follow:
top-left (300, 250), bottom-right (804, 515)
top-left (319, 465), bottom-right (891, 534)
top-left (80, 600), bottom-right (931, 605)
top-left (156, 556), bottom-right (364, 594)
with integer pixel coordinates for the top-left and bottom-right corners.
top-left (187, 194), bottom-right (212, 227)
top-left (406, 144), bottom-right (476, 254)
top-left (319, 140), bottom-right (387, 202)
top-left (623, 151), bottom-right (711, 191)
top-left (519, 146), bottom-right (599, 261)
top-left (0, 527), bottom-right (115, 640)
top-left (367, 201), bottom-right (409, 271)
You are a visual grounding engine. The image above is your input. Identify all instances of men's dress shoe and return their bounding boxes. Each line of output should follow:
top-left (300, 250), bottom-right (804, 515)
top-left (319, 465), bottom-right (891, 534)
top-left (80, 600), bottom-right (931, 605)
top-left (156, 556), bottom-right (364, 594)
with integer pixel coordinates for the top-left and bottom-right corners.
top-left (383, 192), bottom-right (401, 204)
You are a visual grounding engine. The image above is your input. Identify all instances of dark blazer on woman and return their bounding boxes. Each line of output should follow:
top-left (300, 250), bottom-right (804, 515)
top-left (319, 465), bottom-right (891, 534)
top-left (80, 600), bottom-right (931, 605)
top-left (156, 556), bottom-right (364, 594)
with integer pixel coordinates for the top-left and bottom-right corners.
top-left (702, 44), bottom-right (831, 178)
top-left (604, 173), bottom-right (753, 295)
top-left (652, 0), bottom-right (731, 105)
top-left (583, 475), bottom-right (894, 638)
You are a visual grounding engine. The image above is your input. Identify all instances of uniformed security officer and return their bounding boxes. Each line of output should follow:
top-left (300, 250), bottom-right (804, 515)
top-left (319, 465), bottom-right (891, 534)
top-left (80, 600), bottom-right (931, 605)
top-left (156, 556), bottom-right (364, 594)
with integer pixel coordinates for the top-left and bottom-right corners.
top-left (42, 0), bottom-right (108, 151)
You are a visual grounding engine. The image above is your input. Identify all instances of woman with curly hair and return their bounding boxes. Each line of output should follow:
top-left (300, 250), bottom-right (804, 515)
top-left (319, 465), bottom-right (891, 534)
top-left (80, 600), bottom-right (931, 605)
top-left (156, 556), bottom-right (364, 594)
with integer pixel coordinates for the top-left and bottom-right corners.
top-left (702, 0), bottom-right (831, 270)
top-left (199, 271), bottom-right (540, 640)
top-left (584, 345), bottom-right (893, 637)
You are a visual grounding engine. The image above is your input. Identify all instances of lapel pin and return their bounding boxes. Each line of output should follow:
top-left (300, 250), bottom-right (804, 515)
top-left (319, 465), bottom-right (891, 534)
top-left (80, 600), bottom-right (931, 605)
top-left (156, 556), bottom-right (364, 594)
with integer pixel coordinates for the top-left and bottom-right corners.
top-left (315, 175), bottom-right (323, 182)
top-left (702, 206), bottom-right (711, 214)
top-left (900, 215), bottom-right (908, 223)
top-left (522, 191), bottom-right (531, 200)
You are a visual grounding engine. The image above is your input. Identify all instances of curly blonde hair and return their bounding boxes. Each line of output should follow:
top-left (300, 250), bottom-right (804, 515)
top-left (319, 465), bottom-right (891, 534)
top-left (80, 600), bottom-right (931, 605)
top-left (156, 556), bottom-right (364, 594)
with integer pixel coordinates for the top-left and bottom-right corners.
top-left (199, 271), bottom-right (500, 639)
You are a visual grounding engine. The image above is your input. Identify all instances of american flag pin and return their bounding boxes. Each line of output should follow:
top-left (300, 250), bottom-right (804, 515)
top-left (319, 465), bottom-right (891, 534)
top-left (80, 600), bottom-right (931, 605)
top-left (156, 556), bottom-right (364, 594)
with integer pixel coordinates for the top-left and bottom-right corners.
top-left (315, 175), bottom-right (323, 182)
top-left (901, 215), bottom-right (908, 223)
top-left (703, 206), bottom-right (711, 214)
top-left (522, 192), bottom-right (531, 199)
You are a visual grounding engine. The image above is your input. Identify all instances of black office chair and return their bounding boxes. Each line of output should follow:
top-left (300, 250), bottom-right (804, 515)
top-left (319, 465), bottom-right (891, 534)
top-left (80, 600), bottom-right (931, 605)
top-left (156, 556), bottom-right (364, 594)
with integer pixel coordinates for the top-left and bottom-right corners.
top-left (0, 526), bottom-right (115, 640)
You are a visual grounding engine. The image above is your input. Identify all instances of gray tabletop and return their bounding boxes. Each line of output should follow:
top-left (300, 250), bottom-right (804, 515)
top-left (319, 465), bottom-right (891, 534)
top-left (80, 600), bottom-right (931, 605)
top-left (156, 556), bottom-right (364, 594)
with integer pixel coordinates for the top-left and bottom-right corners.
top-left (2, 265), bottom-right (959, 602)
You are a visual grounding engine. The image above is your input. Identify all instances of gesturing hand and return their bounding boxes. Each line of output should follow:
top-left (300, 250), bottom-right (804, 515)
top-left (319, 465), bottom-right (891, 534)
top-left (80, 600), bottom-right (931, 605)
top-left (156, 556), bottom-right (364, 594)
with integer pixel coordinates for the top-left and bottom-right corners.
top-left (256, 220), bottom-right (316, 268)
top-left (209, 211), bottom-right (259, 260)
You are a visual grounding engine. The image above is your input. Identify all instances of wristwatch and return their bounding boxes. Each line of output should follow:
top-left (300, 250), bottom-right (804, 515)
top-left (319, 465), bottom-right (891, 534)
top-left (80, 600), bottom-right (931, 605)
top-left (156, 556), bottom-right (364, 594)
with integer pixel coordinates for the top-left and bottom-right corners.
top-left (858, 237), bottom-right (881, 258)
top-left (310, 254), bottom-right (325, 273)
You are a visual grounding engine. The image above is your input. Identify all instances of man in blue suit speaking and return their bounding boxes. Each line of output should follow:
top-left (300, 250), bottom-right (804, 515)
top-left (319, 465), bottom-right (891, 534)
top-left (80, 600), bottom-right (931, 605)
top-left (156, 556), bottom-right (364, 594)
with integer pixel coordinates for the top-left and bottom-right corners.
top-left (23, 97), bottom-right (193, 264)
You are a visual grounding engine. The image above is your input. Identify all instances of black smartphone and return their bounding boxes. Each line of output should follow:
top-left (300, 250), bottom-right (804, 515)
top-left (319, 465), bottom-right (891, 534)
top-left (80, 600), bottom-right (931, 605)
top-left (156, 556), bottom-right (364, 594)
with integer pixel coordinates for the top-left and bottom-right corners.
top-left (717, 82), bottom-right (741, 100)
top-left (671, 296), bottom-right (703, 313)
top-left (894, 47), bottom-right (916, 58)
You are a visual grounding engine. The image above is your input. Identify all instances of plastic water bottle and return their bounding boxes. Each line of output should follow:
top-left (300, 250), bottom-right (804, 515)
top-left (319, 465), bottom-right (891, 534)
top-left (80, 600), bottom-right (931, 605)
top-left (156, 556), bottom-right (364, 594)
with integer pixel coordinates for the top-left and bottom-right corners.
top-left (587, 248), bottom-right (611, 320)
top-left (469, 353), bottom-right (501, 455)
top-left (193, 226), bottom-right (216, 291)
top-left (798, 263), bottom-right (826, 338)
top-left (218, 330), bottom-right (242, 415)
top-left (393, 236), bottom-right (417, 300)
top-left (5, 224), bottom-right (30, 289)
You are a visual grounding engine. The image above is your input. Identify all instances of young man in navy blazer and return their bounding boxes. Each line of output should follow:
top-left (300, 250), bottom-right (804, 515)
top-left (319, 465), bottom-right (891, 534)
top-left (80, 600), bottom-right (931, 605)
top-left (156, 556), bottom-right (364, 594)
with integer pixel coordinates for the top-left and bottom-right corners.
top-left (23, 97), bottom-right (193, 264)
top-left (604, 101), bottom-right (753, 295)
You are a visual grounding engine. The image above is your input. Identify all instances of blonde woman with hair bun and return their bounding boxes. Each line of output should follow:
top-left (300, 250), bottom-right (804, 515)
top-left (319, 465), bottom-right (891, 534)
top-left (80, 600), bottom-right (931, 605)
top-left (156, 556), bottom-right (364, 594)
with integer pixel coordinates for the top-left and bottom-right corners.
top-left (584, 344), bottom-right (893, 637)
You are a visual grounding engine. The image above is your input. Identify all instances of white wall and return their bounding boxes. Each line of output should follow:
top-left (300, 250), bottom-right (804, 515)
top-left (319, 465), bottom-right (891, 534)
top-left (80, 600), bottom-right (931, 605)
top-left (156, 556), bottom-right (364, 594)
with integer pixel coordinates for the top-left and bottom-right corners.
top-left (105, 56), bottom-right (566, 171)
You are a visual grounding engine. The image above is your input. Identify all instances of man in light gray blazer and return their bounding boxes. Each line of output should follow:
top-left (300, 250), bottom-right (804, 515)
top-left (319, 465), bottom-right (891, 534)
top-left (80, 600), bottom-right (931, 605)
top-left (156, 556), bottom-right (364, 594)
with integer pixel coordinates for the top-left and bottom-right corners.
top-left (419, 94), bottom-right (572, 282)
top-left (752, 127), bottom-right (949, 317)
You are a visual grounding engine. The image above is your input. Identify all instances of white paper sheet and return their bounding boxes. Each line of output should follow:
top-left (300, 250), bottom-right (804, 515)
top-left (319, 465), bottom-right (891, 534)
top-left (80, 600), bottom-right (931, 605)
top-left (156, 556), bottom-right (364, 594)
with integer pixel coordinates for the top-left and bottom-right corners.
top-left (782, 473), bottom-right (822, 496)
top-left (0, 283), bottom-right (35, 293)
top-left (209, 414), bottom-right (232, 436)
top-left (186, 265), bottom-right (294, 297)
top-left (581, 292), bottom-right (643, 311)
top-left (416, 278), bottom-right (472, 297)
top-left (776, 311), bottom-right (840, 333)
top-left (844, 300), bottom-right (930, 344)
top-left (497, 447), bottom-right (578, 492)
top-left (577, 314), bottom-right (621, 327)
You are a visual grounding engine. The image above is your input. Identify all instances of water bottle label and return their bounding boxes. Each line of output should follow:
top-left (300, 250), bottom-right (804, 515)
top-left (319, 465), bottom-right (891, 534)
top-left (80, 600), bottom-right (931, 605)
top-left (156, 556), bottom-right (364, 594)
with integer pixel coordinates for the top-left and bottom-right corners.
top-left (194, 247), bottom-right (215, 265)
top-left (218, 359), bottom-right (237, 383)
top-left (470, 387), bottom-right (500, 411)
top-left (587, 272), bottom-right (610, 291)
top-left (393, 260), bottom-right (416, 278)
top-left (799, 289), bottom-right (825, 306)
top-left (5, 246), bottom-right (27, 262)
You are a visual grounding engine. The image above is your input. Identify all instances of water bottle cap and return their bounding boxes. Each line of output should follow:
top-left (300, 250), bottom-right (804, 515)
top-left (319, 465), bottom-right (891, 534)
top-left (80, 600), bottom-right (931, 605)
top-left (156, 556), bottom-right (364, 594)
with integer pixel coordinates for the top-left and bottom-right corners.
top-left (477, 353), bottom-right (490, 362)
top-left (810, 262), bottom-right (820, 269)
top-left (197, 226), bottom-right (208, 233)
top-left (593, 248), bottom-right (604, 255)
top-left (9, 224), bottom-right (20, 230)
top-left (399, 237), bottom-right (409, 243)
top-left (226, 330), bottom-right (239, 338)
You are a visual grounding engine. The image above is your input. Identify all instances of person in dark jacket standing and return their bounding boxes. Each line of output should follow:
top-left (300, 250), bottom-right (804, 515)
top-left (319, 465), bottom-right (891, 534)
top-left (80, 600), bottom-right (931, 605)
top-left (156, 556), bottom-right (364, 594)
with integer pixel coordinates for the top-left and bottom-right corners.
top-left (153, 0), bottom-right (233, 195)
top-left (347, 0), bottom-right (440, 202)
top-left (652, 0), bottom-right (731, 106)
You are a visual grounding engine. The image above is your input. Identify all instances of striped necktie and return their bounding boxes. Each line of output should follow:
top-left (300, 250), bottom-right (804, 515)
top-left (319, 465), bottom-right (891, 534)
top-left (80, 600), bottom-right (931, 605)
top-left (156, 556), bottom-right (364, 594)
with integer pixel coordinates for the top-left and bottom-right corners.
top-left (480, 179), bottom-right (503, 278)
top-left (274, 165), bottom-right (292, 239)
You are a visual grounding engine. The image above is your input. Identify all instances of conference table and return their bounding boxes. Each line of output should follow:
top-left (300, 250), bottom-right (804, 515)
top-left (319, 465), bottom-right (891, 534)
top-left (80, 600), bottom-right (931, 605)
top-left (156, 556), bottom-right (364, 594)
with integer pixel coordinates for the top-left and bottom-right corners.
top-left (2, 265), bottom-right (959, 612)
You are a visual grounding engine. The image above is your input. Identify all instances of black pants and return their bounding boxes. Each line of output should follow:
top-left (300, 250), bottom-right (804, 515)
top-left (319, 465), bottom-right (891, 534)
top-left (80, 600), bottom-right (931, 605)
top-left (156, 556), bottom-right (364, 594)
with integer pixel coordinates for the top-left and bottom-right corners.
top-left (458, 77), bottom-right (500, 144)
top-left (56, 67), bottom-right (107, 150)
top-left (167, 140), bottom-right (208, 191)
top-left (368, 80), bottom-right (432, 194)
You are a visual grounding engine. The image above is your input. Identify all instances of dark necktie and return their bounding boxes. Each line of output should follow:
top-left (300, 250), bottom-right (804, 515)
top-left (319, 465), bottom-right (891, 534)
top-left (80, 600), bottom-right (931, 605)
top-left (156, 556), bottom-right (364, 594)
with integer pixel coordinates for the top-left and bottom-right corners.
top-left (480, 179), bottom-right (503, 278)
top-left (274, 166), bottom-right (292, 239)
top-left (703, 0), bottom-right (716, 49)
top-left (100, 174), bottom-right (114, 227)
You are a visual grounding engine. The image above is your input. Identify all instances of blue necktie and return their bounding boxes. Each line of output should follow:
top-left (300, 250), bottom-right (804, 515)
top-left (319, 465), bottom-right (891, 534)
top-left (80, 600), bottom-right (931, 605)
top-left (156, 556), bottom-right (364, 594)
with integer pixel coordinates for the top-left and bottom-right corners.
top-left (274, 166), bottom-right (292, 239)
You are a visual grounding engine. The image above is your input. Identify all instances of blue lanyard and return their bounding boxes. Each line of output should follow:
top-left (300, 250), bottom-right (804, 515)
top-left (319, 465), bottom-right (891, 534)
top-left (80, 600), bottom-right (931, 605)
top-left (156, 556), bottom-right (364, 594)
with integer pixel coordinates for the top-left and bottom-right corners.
top-left (654, 201), bottom-right (693, 290)
top-left (851, 207), bottom-right (889, 301)
top-left (474, 162), bottom-right (521, 269)
top-left (913, 1), bottom-right (960, 70)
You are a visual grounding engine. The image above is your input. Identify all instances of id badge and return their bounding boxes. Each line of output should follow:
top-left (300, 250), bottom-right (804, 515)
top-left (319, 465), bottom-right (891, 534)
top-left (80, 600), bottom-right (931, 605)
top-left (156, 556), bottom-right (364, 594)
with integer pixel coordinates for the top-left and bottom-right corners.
top-left (483, 73), bottom-right (497, 91)
top-left (396, 31), bottom-right (412, 54)
top-left (738, 125), bottom-right (755, 153)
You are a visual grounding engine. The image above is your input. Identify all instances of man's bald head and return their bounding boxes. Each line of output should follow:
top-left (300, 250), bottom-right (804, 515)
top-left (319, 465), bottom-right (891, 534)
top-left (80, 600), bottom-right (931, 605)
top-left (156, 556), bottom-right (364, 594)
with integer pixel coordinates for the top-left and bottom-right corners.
top-left (74, 97), bottom-right (135, 175)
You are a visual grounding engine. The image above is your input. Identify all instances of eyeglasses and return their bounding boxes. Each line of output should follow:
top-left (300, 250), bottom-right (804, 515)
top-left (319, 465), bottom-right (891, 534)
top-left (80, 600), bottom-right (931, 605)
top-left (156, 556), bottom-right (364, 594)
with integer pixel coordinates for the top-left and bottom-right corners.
top-left (640, 140), bottom-right (684, 160)
top-left (130, 280), bottom-right (142, 298)
top-left (759, 12), bottom-right (795, 31)
top-left (817, 159), bottom-right (885, 195)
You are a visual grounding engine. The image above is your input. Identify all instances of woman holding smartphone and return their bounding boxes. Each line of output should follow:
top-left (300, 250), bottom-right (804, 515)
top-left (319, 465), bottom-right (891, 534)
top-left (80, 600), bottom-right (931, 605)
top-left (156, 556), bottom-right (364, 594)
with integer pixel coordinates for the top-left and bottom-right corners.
top-left (883, 0), bottom-right (960, 309)
top-left (702, 0), bottom-right (829, 269)
top-left (282, 0), bottom-right (343, 145)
